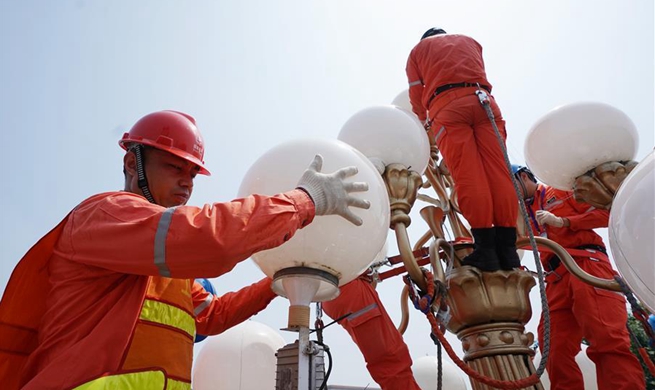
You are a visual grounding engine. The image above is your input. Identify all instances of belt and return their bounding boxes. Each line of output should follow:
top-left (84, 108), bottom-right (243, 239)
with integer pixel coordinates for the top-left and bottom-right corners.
top-left (428, 82), bottom-right (491, 104)
top-left (546, 244), bottom-right (607, 271)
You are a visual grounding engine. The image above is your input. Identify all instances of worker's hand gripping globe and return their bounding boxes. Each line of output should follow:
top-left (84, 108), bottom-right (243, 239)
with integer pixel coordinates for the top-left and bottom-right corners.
top-left (238, 138), bottom-right (390, 304)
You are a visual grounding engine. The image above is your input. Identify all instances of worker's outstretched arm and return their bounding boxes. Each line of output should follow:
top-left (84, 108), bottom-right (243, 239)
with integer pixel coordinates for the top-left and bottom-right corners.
top-left (55, 190), bottom-right (314, 278)
top-left (193, 278), bottom-right (277, 336)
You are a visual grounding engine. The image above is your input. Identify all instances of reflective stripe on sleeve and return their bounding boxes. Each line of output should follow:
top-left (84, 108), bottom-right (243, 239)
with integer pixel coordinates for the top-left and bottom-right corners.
top-left (434, 126), bottom-right (446, 143)
top-left (408, 80), bottom-right (422, 87)
top-left (347, 303), bottom-right (378, 321)
top-left (194, 294), bottom-right (213, 316)
top-left (154, 207), bottom-right (177, 277)
top-left (140, 299), bottom-right (196, 339)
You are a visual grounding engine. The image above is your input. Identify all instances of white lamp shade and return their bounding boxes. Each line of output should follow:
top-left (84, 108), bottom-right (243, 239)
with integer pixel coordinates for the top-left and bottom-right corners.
top-left (192, 321), bottom-right (285, 390)
top-left (238, 138), bottom-right (390, 301)
top-left (338, 105), bottom-right (430, 175)
top-left (525, 102), bottom-right (639, 190)
top-left (391, 89), bottom-right (416, 116)
top-left (411, 356), bottom-right (467, 390)
top-left (534, 344), bottom-right (598, 389)
top-left (609, 150), bottom-right (655, 313)
top-left (374, 240), bottom-right (388, 264)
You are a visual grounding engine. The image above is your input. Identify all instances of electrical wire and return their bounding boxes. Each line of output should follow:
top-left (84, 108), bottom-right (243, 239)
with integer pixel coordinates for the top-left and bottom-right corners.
top-left (315, 341), bottom-right (332, 390)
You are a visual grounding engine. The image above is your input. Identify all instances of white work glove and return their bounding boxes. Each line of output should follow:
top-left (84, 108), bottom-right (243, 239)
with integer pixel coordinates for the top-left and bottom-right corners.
top-left (297, 155), bottom-right (371, 226)
top-left (368, 157), bottom-right (386, 175)
top-left (536, 210), bottom-right (565, 228)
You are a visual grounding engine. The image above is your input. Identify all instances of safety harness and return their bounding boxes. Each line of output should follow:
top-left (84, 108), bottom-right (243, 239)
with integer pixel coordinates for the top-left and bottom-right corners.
top-left (428, 82), bottom-right (491, 106)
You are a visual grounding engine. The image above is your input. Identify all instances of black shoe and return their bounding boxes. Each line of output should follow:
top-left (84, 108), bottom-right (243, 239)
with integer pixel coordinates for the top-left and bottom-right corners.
top-left (460, 228), bottom-right (501, 272)
top-left (495, 226), bottom-right (521, 270)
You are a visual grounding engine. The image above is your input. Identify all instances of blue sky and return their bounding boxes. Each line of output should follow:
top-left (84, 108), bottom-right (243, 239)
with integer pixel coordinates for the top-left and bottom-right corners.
top-left (1, 1), bottom-right (653, 388)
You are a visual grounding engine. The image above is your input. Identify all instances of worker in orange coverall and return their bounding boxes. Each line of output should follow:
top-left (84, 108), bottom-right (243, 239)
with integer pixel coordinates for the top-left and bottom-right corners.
top-left (513, 165), bottom-right (645, 390)
top-left (323, 276), bottom-right (422, 390)
top-left (0, 110), bottom-right (370, 390)
top-left (406, 27), bottom-right (519, 272)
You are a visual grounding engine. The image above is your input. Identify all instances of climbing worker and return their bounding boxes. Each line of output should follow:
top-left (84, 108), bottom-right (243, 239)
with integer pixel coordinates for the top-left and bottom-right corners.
top-left (323, 276), bottom-right (422, 390)
top-left (513, 164), bottom-right (645, 390)
top-left (0, 110), bottom-right (371, 390)
top-left (405, 27), bottom-right (520, 272)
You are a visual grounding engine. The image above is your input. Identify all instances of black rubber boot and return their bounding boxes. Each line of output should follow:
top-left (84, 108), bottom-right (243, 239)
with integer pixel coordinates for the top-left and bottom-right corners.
top-left (460, 228), bottom-right (501, 272)
top-left (496, 226), bottom-right (521, 270)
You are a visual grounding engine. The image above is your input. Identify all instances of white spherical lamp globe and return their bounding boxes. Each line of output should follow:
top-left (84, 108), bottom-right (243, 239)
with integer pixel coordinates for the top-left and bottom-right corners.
top-left (338, 105), bottom-right (430, 175)
top-left (524, 102), bottom-right (638, 190)
top-left (192, 321), bottom-right (285, 390)
top-left (412, 356), bottom-right (467, 390)
top-left (374, 240), bottom-right (388, 264)
top-left (534, 344), bottom-right (597, 389)
top-left (609, 150), bottom-right (655, 313)
top-left (238, 138), bottom-right (390, 302)
top-left (391, 89), bottom-right (416, 117)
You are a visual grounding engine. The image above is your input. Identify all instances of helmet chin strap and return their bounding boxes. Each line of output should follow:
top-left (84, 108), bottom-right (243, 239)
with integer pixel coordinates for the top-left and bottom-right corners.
top-left (515, 175), bottom-right (530, 203)
top-left (132, 144), bottom-right (156, 204)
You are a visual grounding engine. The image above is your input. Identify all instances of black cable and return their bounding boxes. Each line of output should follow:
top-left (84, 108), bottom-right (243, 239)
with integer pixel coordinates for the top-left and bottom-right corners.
top-left (437, 340), bottom-right (443, 390)
top-left (315, 341), bottom-right (332, 390)
top-left (430, 331), bottom-right (443, 390)
top-left (310, 312), bottom-right (352, 333)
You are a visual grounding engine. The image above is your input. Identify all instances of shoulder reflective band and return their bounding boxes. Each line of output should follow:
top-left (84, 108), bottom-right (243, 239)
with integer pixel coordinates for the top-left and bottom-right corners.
top-left (72, 370), bottom-right (166, 390)
top-left (154, 207), bottom-right (178, 277)
top-left (408, 80), bottom-right (422, 87)
top-left (140, 299), bottom-right (196, 339)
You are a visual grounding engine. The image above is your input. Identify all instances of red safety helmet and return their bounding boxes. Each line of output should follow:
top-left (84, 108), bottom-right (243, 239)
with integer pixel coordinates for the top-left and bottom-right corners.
top-left (119, 110), bottom-right (211, 175)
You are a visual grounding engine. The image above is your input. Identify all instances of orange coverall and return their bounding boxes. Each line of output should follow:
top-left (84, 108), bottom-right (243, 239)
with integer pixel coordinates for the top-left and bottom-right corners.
top-left (323, 276), bottom-right (421, 390)
top-left (406, 34), bottom-right (517, 228)
top-left (528, 184), bottom-right (645, 389)
top-left (0, 190), bottom-right (314, 390)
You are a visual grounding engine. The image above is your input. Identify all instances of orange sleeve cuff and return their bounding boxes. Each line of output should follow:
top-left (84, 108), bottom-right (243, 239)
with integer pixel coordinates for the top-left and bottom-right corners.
top-left (287, 189), bottom-right (316, 228)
